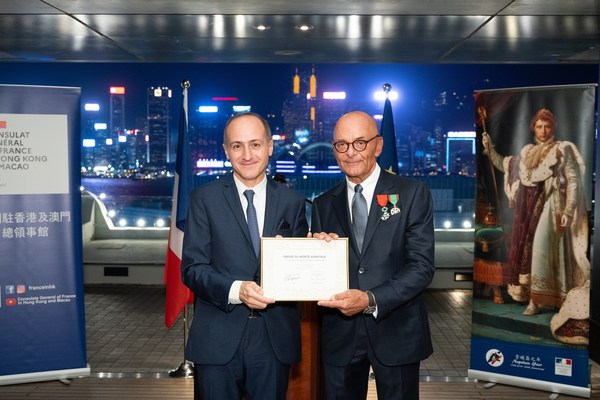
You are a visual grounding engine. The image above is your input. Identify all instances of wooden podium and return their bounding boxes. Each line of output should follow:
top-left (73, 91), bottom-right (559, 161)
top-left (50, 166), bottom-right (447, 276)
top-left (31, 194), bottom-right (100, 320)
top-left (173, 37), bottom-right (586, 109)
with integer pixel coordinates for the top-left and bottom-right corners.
top-left (287, 302), bottom-right (321, 399)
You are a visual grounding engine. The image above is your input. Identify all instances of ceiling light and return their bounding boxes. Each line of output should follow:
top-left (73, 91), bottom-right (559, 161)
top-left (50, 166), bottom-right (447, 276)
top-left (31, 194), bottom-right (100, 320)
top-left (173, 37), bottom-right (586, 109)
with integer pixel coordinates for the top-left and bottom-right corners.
top-left (274, 50), bottom-right (302, 56)
top-left (253, 25), bottom-right (271, 31)
top-left (295, 25), bottom-right (314, 31)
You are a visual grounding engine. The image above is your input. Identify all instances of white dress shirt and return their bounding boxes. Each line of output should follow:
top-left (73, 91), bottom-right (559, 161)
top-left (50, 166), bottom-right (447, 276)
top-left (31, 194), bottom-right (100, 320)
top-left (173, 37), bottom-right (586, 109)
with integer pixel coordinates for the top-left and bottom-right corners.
top-left (228, 175), bottom-right (268, 304)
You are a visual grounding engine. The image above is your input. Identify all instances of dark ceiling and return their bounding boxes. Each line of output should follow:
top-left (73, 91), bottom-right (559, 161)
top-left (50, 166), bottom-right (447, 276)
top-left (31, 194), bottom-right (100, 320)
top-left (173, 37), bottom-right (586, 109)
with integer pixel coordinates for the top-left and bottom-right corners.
top-left (0, 0), bottom-right (599, 64)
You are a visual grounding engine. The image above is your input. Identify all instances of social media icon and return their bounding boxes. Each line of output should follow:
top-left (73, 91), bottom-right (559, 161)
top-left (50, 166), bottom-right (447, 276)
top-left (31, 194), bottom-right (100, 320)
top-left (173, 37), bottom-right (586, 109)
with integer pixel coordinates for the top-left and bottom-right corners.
top-left (6, 298), bottom-right (16, 306)
top-left (5, 285), bottom-right (15, 295)
top-left (16, 285), bottom-right (25, 294)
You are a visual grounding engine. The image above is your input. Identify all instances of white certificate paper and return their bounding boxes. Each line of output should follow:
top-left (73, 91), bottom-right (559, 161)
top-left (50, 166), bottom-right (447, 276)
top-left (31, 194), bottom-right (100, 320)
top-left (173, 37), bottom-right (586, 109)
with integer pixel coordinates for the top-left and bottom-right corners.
top-left (261, 238), bottom-right (349, 301)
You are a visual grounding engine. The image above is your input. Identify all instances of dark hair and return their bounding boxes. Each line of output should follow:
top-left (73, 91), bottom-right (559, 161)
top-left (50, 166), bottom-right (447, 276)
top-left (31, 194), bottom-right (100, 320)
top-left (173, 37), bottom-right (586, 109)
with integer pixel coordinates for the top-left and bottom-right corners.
top-left (530, 108), bottom-right (556, 132)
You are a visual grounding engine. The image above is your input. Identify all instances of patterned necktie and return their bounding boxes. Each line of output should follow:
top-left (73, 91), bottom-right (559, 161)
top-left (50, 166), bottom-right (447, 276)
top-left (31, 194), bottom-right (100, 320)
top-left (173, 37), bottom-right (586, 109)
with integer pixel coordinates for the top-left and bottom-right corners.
top-left (243, 190), bottom-right (261, 257)
top-left (352, 184), bottom-right (368, 253)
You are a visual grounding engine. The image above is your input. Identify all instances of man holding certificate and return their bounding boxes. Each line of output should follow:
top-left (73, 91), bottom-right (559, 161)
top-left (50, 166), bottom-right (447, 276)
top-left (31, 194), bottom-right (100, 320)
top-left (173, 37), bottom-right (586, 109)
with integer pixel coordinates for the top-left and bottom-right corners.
top-left (181, 113), bottom-right (309, 399)
top-left (311, 111), bottom-right (435, 399)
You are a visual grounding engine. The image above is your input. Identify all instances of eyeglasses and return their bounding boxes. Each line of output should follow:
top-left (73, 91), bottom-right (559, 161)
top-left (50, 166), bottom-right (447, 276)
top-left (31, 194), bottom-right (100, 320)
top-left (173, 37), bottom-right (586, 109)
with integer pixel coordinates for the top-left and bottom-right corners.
top-left (332, 136), bottom-right (379, 153)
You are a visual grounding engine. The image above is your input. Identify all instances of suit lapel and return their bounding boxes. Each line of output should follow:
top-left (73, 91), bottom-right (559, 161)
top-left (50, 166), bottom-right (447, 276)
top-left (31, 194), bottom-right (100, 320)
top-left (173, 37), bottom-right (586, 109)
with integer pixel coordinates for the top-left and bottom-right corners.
top-left (263, 179), bottom-right (280, 236)
top-left (331, 179), bottom-right (360, 254)
top-left (221, 174), bottom-right (254, 255)
top-left (361, 172), bottom-right (395, 255)
top-left (330, 182), bottom-right (356, 252)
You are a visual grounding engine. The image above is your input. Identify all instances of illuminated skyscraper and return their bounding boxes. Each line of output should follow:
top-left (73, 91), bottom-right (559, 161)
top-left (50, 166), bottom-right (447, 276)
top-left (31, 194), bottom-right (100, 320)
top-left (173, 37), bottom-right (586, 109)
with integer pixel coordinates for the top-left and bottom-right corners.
top-left (190, 104), bottom-right (230, 163)
top-left (120, 128), bottom-right (144, 172)
top-left (147, 86), bottom-right (172, 169)
top-left (316, 91), bottom-right (348, 143)
top-left (109, 86), bottom-right (126, 169)
top-left (81, 103), bottom-right (101, 172)
top-left (446, 131), bottom-right (476, 176)
top-left (308, 66), bottom-right (317, 132)
top-left (283, 66), bottom-right (313, 144)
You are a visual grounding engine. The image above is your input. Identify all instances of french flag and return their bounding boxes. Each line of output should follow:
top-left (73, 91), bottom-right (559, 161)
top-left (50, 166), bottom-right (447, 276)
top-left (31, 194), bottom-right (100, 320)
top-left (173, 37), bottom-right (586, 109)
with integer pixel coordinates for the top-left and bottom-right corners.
top-left (164, 81), bottom-right (195, 328)
top-left (556, 358), bottom-right (572, 366)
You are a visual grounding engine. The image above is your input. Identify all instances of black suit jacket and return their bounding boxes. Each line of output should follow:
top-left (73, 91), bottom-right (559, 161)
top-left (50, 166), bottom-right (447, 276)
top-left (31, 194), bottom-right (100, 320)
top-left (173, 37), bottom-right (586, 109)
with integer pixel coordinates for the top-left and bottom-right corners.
top-left (182, 174), bottom-right (308, 365)
top-left (311, 170), bottom-right (435, 366)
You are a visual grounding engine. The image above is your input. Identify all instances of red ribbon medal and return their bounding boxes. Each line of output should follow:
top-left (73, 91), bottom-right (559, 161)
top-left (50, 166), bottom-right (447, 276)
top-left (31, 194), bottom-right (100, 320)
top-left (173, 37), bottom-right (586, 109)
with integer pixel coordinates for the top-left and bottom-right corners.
top-left (377, 194), bottom-right (390, 220)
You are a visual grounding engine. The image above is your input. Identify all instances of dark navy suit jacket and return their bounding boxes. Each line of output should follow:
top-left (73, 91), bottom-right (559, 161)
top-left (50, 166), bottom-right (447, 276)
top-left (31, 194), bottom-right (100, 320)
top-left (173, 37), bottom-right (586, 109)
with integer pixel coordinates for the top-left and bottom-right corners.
top-left (182, 174), bottom-right (308, 365)
top-left (311, 169), bottom-right (435, 366)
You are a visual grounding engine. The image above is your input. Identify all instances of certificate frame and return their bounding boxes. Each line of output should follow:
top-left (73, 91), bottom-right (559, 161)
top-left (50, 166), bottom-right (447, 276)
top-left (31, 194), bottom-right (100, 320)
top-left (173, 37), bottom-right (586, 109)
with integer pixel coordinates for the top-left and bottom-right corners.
top-left (260, 237), bottom-right (349, 301)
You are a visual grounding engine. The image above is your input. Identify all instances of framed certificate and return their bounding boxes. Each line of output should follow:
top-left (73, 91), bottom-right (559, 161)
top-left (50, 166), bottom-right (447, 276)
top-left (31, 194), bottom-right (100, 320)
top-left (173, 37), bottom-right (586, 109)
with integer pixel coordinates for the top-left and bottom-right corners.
top-left (261, 237), bottom-right (349, 301)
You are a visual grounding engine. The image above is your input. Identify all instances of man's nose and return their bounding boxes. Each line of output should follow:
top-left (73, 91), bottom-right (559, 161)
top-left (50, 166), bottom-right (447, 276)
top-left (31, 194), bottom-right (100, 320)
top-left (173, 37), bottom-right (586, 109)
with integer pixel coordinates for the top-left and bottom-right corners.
top-left (242, 146), bottom-right (252, 158)
top-left (346, 145), bottom-right (358, 156)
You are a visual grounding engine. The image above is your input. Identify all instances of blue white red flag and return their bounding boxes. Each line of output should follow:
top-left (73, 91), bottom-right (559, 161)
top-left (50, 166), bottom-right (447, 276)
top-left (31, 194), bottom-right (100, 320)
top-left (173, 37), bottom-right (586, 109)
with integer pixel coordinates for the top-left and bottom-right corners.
top-left (164, 83), bottom-right (194, 328)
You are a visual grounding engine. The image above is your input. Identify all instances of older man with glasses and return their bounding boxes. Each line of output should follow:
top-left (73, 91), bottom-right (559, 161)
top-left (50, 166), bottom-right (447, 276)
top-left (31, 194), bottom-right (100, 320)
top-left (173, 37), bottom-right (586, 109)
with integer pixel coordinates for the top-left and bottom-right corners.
top-left (311, 111), bottom-right (435, 400)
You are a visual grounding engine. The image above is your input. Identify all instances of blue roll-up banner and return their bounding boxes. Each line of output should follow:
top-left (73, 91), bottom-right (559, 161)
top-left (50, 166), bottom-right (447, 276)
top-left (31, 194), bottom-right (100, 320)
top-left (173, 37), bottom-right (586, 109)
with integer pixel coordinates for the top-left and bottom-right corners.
top-left (0, 85), bottom-right (89, 384)
top-left (469, 84), bottom-right (596, 398)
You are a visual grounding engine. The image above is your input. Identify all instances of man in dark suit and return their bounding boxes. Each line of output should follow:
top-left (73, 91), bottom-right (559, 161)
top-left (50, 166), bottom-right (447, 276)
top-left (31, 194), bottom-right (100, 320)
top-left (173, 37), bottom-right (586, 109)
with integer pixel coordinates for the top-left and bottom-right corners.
top-left (311, 111), bottom-right (435, 399)
top-left (181, 112), bottom-right (309, 399)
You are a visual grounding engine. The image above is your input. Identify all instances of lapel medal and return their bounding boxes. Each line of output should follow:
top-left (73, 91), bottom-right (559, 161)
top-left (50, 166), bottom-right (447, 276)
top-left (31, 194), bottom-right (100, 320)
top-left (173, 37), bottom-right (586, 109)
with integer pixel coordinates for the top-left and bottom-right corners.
top-left (389, 194), bottom-right (401, 215)
top-left (377, 194), bottom-right (390, 220)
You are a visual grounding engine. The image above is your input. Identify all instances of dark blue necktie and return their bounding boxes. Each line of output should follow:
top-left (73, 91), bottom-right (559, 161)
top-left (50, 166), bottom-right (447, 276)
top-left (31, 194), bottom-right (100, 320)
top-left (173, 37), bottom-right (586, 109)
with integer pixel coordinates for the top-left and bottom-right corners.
top-left (243, 189), bottom-right (260, 257)
top-left (352, 184), bottom-right (368, 253)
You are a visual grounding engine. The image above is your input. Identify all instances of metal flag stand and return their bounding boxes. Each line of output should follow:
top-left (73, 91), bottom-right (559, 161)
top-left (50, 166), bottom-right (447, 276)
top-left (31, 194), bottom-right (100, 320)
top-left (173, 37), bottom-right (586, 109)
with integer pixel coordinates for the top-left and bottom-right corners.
top-left (168, 303), bottom-right (194, 378)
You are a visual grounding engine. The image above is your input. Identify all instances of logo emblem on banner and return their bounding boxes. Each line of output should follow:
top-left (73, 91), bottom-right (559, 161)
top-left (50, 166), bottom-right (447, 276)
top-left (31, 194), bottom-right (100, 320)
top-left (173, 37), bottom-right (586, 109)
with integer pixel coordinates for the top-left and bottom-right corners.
top-left (485, 349), bottom-right (504, 367)
top-left (555, 358), bottom-right (573, 377)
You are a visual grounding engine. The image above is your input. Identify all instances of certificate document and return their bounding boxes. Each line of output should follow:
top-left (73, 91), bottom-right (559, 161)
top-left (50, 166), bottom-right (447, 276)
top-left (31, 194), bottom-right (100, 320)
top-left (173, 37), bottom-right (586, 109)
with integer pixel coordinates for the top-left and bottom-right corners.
top-left (261, 238), bottom-right (349, 301)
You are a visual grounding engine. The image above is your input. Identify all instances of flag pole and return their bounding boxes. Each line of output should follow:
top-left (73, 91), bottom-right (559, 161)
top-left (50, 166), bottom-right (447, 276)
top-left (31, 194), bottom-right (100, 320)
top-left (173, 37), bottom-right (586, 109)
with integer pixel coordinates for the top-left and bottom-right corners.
top-left (378, 83), bottom-right (399, 175)
top-left (168, 303), bottom-right (194, 378)
top-left (168, 79), bottom-right (194, 379)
